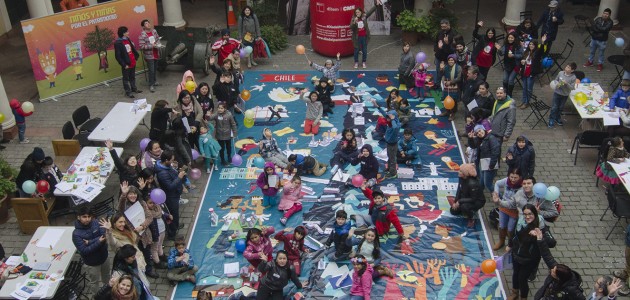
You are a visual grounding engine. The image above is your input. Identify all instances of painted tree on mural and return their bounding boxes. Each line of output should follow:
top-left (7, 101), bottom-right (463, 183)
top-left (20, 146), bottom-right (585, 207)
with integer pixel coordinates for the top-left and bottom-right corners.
top-left (83, 25), bottom-right (114, 71)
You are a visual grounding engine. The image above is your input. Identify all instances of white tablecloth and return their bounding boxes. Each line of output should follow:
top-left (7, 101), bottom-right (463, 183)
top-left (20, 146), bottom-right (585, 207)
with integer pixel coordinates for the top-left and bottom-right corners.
top-left (88, 102), bottom-right (150, 143)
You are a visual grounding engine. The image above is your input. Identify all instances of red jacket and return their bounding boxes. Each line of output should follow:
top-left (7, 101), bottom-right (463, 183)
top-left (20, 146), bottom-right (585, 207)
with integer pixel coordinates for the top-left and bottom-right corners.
top-left (274, 231), bottom-right (304, 261)
top-left (362, 188), bottom-right (404, 236)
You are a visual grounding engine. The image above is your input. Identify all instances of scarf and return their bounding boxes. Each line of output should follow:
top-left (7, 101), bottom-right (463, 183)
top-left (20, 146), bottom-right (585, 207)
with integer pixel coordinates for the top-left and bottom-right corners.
top-left (181, 102), bottom-right (194, 115)
top-left (334, 222), bottom-right (351, 236)
top-left (112, 288), bottom-right (135, 300)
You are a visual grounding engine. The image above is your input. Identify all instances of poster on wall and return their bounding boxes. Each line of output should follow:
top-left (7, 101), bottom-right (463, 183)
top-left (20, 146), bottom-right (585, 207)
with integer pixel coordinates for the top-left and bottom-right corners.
top-left (21, 0), bottom-right (158, 101)
top-left (283, 0), bottom-right (390, 36)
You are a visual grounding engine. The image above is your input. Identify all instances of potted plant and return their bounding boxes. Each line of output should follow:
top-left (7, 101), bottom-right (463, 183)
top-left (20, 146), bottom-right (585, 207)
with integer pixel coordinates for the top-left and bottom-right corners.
top-left (0, 157), bottom-right (17, 224)
top-left (396, 10), bottom-right (432, 45)
top-left (427, 5), bottom-right (458, 40)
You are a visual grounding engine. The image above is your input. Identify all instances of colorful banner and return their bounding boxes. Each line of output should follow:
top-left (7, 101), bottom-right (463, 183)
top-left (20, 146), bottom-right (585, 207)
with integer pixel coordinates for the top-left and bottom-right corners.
top-left (21, 0), bottom-right (158, 101)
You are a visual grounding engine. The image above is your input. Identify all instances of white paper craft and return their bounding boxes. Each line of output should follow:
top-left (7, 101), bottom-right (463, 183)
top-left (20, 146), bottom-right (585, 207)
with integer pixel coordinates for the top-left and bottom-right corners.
top-left (331, 95), bottom-right (351, 101)
top-left (5, 256), bottom-right (21, 266)
top-left (181, 116), bottom-right (192, 133)
top-left (604, 113), bottom-right (621, 126)
top-left (354, 117), bottom-right (365, 125)
top-left (267, 174), bottom-right (278, 188)
top-left (124, 201), bottom-right (147, 233)
top-left (332, 171), bottom-right (350, 182)
top-left (480, 158), bottom-right (496, 171)
top-left (466, 99), bottom-right (478, 111)
top-left (224, 262), bottom-right (240, 275)
top-left (36, 228), bottom-right (65, 248)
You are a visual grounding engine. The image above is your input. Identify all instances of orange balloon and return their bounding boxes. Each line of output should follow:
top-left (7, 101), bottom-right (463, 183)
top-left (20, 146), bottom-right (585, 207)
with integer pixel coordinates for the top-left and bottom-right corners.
top-left (443, 95), bottom-right (455, 110)
top-left (296, 45), bottom-right (305, 55)
top-left (241, 89), bottom-right (251, 101)
top-left (481, 259), bottom-right (497, 274)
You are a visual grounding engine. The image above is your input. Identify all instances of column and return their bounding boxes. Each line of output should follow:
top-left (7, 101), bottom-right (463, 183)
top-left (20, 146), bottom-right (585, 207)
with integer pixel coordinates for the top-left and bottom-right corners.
top-left (162, 0), bottom-right (186, 28)
top-left (501, 0), bottom-right (526, 27)
top-left (597, 0), bottom-right (619, 26)
top-left (26, 0), bottom-right (51, 18)
top-left (0, 76), bottom-right (17, 133)
top-left (0, 0), bottom-right (12, 35)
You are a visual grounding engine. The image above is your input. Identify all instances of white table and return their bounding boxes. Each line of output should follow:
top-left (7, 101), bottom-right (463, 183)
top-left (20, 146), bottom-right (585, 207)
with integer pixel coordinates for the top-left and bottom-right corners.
top-left (569, 83), bottom-right (607, 119)
top-left (53, 146), bottom-right (123, 203)
top-left (609, 160), bottom-right (630, 193)
top-left (0, 226), bottom-right (76, 299)
top-left (88, 101), bottom-right (150, 143)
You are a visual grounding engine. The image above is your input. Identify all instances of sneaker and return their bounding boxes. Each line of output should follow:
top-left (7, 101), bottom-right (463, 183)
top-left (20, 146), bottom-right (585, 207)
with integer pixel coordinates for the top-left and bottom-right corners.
top-left (126, 93), bottom-right (135, 98)
top-left (150, 85), bottom-right (155, 92)
top-left (214, 164), bottom-right (219, 171)
top-left (206, 168), bottom-right (211, 174)
top-left (153, 82), bottom-right (160, 86)
top-left (354, 226), bottom-right (368, 235)
top-left (555, 119), bottom-right (564, 126)
top-left (179, 198), bottom-right (189, 205)
top-left (597, 64), bottom-right (603, 72)
top-left (354, 62), bottom-right (358, 69)
top-left (548, 119), bottom-right (554, 128)
top-left (362, 62), bottom-right (366, 69)
top-left (251, 60), bottom-right (258, 66)
top-left (583, 61), bottom-right (594, 67)
top-left (133, 89), bottom-right (143, 93)
top-left (280, 217), bottom-right (287, 225)
top-left (19, 138), bottom-right (30, 144)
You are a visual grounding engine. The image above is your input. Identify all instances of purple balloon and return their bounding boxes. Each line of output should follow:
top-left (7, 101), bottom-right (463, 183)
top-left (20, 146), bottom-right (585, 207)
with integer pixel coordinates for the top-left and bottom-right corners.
top-left (139, 138), bottom-right (151, 152)
top-left (150, 188), bottom-right (166, 205)
top-left (415, 51), bottom-right (426, 63)
top-left (190, 168), bottom-right (202, 180)
top-left (231, 154), bottom-right (243, 166)
top-left (192, 149), bottom-right (200, 160)
top-left (240, 48), bottom-right (247, 58)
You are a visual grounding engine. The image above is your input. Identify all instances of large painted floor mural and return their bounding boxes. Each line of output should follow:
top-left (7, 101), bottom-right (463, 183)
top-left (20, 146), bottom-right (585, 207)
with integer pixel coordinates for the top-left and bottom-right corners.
top-left (173, 70), bottom-right (505, 299)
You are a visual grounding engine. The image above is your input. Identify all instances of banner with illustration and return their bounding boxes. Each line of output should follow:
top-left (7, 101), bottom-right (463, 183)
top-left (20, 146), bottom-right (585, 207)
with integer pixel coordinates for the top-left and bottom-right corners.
top-left (21, 0), bottom-right (158, 101)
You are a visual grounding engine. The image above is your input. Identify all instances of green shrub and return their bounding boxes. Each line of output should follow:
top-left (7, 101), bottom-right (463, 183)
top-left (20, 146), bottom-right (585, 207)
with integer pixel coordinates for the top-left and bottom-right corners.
top-left (261, 25), bottom-right (288, 54)
top-left (428, 8), bottom-right (458, 38)
top-left (252, 0), bottom-right (279, 26)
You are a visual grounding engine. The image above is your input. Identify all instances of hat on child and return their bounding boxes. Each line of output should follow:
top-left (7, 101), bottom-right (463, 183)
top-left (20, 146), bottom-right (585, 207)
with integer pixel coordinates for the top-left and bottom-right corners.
top-left (473, 124), bottom-right (486, 132)
top-left (621, 79), bottom-right (630, 87)
top-left (548, 0), bottom-right (558, 7)
top-left (32, 147), bottom-right (45, 161)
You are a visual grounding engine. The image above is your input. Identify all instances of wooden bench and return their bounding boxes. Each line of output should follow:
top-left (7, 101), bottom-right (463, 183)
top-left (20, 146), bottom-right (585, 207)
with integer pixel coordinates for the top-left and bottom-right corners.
top-left (11, 197), bottom-right (57, 234)
top-left (51, 139), bottom-right (81, 170)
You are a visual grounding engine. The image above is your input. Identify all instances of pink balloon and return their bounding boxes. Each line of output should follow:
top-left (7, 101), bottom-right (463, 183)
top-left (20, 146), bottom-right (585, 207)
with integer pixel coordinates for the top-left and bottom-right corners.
top-left (351, 174), bottom-right (365, 188)
top-left (190, 168), bottom-right (202, 180)
top-left (192, 149), bottom-right (200, 160)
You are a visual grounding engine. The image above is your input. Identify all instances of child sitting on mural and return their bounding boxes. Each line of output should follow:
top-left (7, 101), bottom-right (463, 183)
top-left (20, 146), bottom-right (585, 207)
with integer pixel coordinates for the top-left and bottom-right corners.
top-left (278, 175), bottom-right (303, 225)
top-left (243, 226), bottom-right (275, 268)
top-left (300, 91), bottom-right (323, 135)
top-left (259, 128), bottom-right (289, 169)
top-left (274, 226), bottom-right (308, 275)
top-left (356, 185), bottom-right (406, 243)
top-left (397, 128), bottom-right (418, 165)
top-left (350, 144), bottom-right (379, 188)
top-left (308, 52), bottom-right (341, 84)
top-left (346, 228), bottom-right (395, 278)
top-left (330, 129), bottom-right (359, 170)
top-left (316, 77), bottom-right (335, 117)
top-left (395, 98), bottom-right (412, 127)
top-left (323, 210), bottom-right (353, 261)
top-left (167, 238), bottom-right (198, 283)
top-left (256, 162), bottom-right (280, 207)
top-left (287, 154), bottom-right (327, 177)
top-left (346, 255), bottom-right (374, 299)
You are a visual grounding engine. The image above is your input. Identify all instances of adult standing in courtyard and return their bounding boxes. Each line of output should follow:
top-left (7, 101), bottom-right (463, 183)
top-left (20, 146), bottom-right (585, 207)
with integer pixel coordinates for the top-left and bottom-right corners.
top-left (583, 8), bottom-right (613, 72)
top-left (536, 0), bottom-right (564, 52)
top-left (138, 19), bottom-right (161, 92)
top-left (349, 0), bottom-right (383, 69)
top-left (433, 19), bottom-right (457, 87)
top-left (114, 26), bottom-right (142, 98)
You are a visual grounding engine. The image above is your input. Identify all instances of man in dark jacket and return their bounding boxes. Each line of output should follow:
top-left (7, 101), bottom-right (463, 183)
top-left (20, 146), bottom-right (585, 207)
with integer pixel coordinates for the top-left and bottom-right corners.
top-left (584, 8), bottom-right (614, 72)
top-left (72, 206), bottom-right (109, 297)
top-left (536, 0), bottom-right (564, 51)
top-left (461, 66), bottom-right (485, 111)
top-left (433, 19), bottom-right (457, 87)
top-left (155, 149), bottom-right (185, 240)
top-left (16, 147), bottom-right (45, 197)
top-left (114, 26), bottom-right (142, 98)
top-left (451, 163), bottom-right (486, 227)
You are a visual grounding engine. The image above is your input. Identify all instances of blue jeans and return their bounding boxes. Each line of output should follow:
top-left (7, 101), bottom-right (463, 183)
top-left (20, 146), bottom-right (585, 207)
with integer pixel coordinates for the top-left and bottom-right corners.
top-left (146, 59), bottom-right (158, 86)
top-left (498, 210), bottom-right (517, 231)
top-left (588, 39), bottom-right (607, 65)
top-left (503, 69), bottom-right (517, 86)
top-left (479, 170), bottom-right (497, 192)
top-left (17, 123), bottom-right (26, 141)
top-left (549, 92), bottom-right (568, 122)
top-left (353, 36), bottom-right (367, 63)
top-left (522, 76), bottom-right (536, 104)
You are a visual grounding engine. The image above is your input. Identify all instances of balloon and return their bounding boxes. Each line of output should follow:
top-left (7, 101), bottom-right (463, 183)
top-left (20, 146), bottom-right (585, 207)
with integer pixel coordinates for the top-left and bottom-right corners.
top-left (533, 182), bottom-right (548, 198)
top-left (574, 92), bottom-right (588, 105)
top-left (616, 37), bottom-right (625, 48)
top-left (139, 138), bottom-right (151, 152)
top-left (241, 89), bottom-right (251, 101)
top-left (245, 46), bottom-right (253, 54)
top-left (189, 168), bottom-right (202, 180)
top-left (351, 174), bottom-right (365, 188)
top-left (150, 188), bottom-right (166, 204)
top-left (21, 101), bottom-right (34, 114)
top-left (244, 109), bottom-right (256, 119)
top-left (22, 180), bottom-right (36, 194)
top-left (545, 186), bottom-right (561, 201)
top-left (191, 149), bottom-right (200, 160)
top-left (235, 239), bottom-right (246, 253)
top-left (549, 80), bottom-right (557, 90)
top-left (443, 96), bottom-right (455, 110)
top-left (296, 45), bottom-right (305, 55)
top-left (244, 117), bottom-right (254, 128)
top-left (0, 113), bottom-right (5, 123)
top-left (185, 80), bottom-right (196, 93)
top-left (253, 157), bottom-right (265, 169)
top-left (231, 154), bottom-right (243, 166)
top-left (581, 78), bottom-right (591, 84)
top-left (542, 57), bottom-right (553, 68)
top-left (240, 48), bottom-right (247, 58)
top-left (415, 51), bottom-right (426, 63)
top-left (36, 180), bottom-right (50, 194)
top-left (481, 259), bottom-right (497, 274)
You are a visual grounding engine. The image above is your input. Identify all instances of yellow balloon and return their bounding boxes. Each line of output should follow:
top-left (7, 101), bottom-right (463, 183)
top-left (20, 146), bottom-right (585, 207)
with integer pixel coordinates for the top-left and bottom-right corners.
top-left (244, 117), bottom-right (254, 128)
top-left (0, 113), bottom-right (5, 123)
top-left (185, 81), bottom-right (196, 93)
top-left (575, 92), bottom-right (587, 105)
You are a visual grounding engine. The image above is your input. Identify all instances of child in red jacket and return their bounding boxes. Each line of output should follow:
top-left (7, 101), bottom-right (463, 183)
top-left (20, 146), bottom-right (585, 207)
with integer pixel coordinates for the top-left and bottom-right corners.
top-left (274, 226), bottom-right (307, 275)
top-left (10, 99), bottom-right (33, 144)
top-left (243, 226), bottom-right (275, 268)
top-left (355, 185), bottom-right (406, 243)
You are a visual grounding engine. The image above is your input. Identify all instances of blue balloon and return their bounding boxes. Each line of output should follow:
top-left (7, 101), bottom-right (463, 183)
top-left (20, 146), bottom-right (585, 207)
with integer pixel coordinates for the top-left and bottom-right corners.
top-left (253, 157), bottom-right (265, 169)
top-left (235, 239), bottom-right (246, 253)
top-left (542, 57), bottom-right (553, 68)
top-left (533, 183), bottom-right (548, 198)
top-left (545, 186), bottom-right (561, 201)
top-left (581, 78), bottom-right (591, 83)
top-left (615, 37), bottom-right (625, 48)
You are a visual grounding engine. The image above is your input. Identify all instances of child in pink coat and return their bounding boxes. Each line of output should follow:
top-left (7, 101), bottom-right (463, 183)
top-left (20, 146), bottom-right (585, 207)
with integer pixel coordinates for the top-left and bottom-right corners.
top-left (243, 226), bottom-right (275, 268)
top-left (256, 162), bottom-right (280, 207)
top-left (413, 63), bottom-right (429, 100)
top-left (348, 255), bottom-right (373, 300)
top-left (278, 176), bottom-right (302, 226)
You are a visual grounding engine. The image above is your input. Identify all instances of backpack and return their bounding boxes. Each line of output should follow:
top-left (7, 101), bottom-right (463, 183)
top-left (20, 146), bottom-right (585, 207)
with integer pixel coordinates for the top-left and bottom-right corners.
top-left (544, 199), bottom-right (562, 223)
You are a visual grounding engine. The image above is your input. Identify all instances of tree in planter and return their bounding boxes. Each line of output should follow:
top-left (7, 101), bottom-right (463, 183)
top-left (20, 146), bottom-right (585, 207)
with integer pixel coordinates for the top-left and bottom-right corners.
top-left (261, 25), bottom-right (288, 54)
top-left (396, 10), bottom-right (432, 44)
top-left (0, 158), bottom-right (17, 224)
